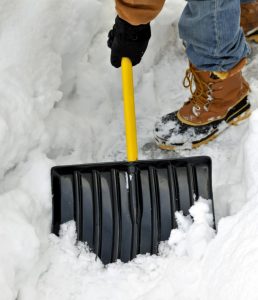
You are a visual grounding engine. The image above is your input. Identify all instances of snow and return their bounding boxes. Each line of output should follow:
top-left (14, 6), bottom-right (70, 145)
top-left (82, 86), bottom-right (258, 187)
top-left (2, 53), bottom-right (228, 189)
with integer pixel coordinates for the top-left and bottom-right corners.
top-left (20, 199), bottom-right (214, 300)
top-left (0, 0), bottom-right (257, 300)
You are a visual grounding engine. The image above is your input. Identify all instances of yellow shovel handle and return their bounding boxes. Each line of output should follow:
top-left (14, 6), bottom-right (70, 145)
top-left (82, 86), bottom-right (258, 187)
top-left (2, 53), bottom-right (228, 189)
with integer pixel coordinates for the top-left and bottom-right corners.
top-left (121, 58), bottom-right (138, 162)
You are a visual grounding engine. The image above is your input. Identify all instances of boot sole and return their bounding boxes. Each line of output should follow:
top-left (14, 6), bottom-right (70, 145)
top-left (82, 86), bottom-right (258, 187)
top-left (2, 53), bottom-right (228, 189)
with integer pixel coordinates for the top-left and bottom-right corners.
top-left (157, 102), bottom-right (251, 151)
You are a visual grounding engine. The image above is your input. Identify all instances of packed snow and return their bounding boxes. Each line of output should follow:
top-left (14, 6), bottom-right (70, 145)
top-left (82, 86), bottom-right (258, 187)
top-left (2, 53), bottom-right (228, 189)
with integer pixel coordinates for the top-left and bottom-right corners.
top-left (0, 1), bottom-right (257, 300)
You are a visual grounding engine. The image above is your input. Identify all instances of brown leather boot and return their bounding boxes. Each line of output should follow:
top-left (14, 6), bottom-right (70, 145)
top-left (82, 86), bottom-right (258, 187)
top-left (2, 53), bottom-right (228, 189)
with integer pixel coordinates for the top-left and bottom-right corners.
top-left (154, 59), bottom-right (251, 150)
top-left (241, 0), bottom-right (258, 42)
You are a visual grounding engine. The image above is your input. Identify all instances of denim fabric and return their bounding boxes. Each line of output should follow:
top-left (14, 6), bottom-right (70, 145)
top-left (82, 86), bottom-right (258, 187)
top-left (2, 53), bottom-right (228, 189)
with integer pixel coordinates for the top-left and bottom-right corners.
top-left (179, 0), bottom-right (252, 71)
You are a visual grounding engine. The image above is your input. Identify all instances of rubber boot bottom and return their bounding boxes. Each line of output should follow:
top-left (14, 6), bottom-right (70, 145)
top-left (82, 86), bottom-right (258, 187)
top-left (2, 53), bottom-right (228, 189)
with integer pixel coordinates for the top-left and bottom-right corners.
top-left (156, 96), bottom-right (251, 151)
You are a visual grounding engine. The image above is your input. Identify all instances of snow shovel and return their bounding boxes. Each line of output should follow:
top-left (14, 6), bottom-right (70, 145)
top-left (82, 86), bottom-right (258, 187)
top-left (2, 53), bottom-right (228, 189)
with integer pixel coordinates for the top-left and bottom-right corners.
top-left (51, 58), bottom-right (214, 264)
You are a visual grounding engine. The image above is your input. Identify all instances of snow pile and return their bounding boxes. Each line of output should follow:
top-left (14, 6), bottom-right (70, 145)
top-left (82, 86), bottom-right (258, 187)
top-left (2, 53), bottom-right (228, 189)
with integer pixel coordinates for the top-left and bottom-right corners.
top-left (200, 111), bottom-right (258, 300)
top-left (20, 199), bottom-right (214, 300)
top-left (0, 1), bottom-right (61, 176)
top-left (0, 151), bottom-right (53, 300)
top-left (169, 199), bottom-right (215, 259)
top-left (201, 198), bottom-right (258, 300)
top-left (0, 0), bottom-right (111, 298)
top-left (0, 0), bottom-right (257, 300)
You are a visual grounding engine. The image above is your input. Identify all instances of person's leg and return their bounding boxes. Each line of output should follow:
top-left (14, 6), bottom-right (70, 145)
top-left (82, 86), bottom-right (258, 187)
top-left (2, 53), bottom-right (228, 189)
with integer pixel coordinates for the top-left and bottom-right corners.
top-left (178, 0), bottom-right (250, 71)
top-left (154, 0), bottom-right (252, 150)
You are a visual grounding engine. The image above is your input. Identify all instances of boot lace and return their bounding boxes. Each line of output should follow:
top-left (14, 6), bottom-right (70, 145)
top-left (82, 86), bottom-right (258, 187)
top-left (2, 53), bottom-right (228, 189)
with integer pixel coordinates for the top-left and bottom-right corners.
top-left (183, 65), bottom-right (213, 117)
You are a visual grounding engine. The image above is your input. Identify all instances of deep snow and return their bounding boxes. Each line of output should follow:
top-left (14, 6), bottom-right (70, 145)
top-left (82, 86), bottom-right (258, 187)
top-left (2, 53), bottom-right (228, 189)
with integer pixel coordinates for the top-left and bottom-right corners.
top-left (0, 1), bottom-right (257, 300)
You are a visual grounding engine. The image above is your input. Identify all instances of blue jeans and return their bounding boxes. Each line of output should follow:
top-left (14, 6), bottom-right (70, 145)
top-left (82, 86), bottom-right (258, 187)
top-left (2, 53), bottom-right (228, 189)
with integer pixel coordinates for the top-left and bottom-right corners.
top-left (179, 0), bottom-right (253, 71)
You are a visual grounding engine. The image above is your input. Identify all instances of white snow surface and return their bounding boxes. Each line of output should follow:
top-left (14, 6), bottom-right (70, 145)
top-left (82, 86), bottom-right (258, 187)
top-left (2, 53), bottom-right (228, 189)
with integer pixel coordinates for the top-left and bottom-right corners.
top-left (0, 1), bottom-right (257, 299)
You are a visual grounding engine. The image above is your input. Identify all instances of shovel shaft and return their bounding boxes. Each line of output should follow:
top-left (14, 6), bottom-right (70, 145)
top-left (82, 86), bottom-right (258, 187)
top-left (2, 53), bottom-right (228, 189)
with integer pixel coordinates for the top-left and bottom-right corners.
top-left (121, 58), bottom-right (138, 162)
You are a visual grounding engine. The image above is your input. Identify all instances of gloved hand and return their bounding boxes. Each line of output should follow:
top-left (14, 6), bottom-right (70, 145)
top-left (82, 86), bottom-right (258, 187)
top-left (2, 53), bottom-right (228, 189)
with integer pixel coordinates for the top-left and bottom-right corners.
top-left (107, 16), bottom-right (151, 68)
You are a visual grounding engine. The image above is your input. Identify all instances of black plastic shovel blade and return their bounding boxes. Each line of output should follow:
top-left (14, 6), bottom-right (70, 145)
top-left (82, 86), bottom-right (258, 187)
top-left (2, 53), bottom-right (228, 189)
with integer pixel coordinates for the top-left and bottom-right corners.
top-left (51, 156), bottom-right (213, 264)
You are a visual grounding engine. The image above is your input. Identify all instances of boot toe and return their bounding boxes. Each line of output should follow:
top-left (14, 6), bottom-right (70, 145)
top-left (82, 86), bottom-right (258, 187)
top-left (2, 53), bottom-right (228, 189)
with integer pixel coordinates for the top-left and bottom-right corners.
top-left (154, 111), bottom-right (193, 148)
top-left (154, 111), bottom-right (220, 150)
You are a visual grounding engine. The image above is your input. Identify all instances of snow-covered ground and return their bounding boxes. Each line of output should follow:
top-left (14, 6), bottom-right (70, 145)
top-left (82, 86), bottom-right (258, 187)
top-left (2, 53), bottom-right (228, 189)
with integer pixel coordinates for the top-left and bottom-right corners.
top-left (0, 1), bottom-right (258, 299)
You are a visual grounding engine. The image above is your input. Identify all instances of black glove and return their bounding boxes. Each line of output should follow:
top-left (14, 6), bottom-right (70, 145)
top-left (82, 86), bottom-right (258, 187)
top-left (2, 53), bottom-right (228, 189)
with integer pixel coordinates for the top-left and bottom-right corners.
top-left (107, 16), bottom-right (151, 68)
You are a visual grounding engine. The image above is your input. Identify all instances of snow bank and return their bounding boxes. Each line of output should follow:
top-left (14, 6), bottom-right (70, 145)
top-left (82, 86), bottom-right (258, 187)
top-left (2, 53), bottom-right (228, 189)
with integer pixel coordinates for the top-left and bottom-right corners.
top-left (0, 151), bottom-right (52, 300)
top-left (0, 1), bottom-right (60, 176)
top-left (0, 0), bottom-right (107, 297)
top-left (0, 0), bottom-right (257, 299)
top-left (200, 112), bottom-right (258, 300)
top-left (201, 197), bottom-right (258, 300)
top-left (20, 199), bottom-right (214, 300)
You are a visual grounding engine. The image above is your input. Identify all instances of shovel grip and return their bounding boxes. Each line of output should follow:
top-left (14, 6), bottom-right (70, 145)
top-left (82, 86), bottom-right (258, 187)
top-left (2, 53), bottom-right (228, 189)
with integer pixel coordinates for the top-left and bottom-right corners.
top-left (121, 58), bottom-right (138, 162)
